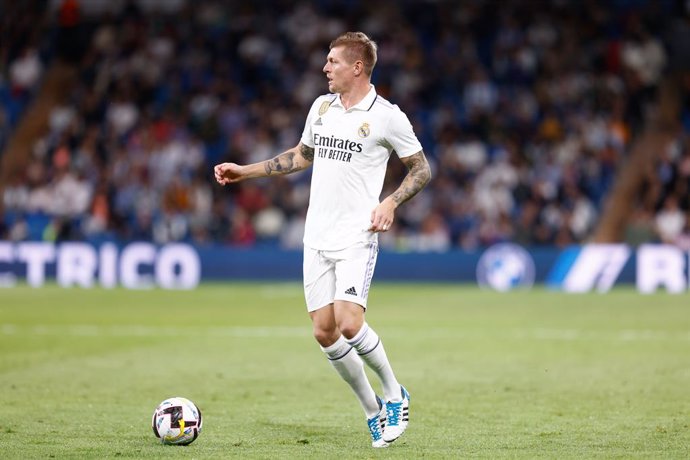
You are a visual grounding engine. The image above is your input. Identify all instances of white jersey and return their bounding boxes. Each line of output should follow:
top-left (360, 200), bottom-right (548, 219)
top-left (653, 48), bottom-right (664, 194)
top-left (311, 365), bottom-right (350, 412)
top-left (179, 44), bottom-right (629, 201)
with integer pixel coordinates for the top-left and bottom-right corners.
top-left (300, 85), bottom-right (423, 250)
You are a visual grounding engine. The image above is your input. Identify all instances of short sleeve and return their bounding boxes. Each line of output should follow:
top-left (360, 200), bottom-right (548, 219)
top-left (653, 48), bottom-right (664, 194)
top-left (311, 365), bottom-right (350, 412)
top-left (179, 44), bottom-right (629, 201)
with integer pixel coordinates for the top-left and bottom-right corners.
top-left (386, 107), bottom-right (423, 159)
top-left (300, 98), bottom-right (322, 148)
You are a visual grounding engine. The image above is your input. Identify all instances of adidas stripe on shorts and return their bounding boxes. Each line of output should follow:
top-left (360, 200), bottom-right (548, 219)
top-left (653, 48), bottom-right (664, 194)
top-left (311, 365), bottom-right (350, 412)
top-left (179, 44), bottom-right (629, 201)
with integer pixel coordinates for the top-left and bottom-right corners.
top-left (303, 241), bottom-right (379, 312)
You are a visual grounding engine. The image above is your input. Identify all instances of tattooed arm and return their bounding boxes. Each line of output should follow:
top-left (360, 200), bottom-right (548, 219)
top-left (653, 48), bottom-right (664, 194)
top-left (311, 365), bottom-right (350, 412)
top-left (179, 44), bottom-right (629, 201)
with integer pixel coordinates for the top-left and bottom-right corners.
top-left (369, 150), bottom-right (432, 232)
top-left (214, 142), bottom-right (314, 185)
top-left (389, 151), bottom-right (432, 207)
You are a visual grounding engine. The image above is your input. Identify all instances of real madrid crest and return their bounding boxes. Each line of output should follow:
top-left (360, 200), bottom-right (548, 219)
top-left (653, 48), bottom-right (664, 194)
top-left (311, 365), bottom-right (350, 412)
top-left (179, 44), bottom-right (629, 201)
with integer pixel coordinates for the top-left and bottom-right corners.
top-left (358, 122), bottom-right (370, 138)
top-left (318, 101), bottom-right (331, 116)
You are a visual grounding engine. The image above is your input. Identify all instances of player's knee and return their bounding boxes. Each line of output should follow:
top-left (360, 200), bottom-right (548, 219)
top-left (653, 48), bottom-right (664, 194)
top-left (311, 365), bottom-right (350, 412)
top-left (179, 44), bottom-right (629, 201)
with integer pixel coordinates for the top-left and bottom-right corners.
top-left (312, 324), bottom-right (339, 347)
top-left (333, 301), bottom-right (365, 339)
top-left (337, 321), bottom-right (360, 340)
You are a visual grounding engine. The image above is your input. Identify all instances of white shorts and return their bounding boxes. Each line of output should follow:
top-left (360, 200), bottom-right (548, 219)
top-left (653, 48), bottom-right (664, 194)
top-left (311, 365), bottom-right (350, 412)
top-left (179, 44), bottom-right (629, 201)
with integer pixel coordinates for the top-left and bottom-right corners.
top-left (303, 241), bottom-right (379, 312)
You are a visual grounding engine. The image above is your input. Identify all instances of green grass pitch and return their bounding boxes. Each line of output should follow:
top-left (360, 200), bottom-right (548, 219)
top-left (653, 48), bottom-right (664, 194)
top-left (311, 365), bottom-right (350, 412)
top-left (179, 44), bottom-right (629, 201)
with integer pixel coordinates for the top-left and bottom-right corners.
top-left (1, 283), bottom-right (689, 459)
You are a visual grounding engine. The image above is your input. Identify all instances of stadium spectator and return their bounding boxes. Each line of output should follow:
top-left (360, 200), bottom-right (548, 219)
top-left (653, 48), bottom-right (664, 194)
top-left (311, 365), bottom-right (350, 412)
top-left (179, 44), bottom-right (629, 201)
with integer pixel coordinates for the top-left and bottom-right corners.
top-left (9, 47), bottom-right (43, 96)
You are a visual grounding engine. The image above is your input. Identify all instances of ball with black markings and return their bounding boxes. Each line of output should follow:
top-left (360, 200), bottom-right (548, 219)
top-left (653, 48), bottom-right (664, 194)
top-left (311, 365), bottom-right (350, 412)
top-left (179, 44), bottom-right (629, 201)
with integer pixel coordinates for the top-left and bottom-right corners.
top-left (152, 397), bottom-right (203, 445)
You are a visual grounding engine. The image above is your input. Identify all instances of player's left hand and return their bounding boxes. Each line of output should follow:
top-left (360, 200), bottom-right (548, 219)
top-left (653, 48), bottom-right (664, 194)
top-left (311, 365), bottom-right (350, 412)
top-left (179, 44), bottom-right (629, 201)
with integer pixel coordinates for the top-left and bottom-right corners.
top-left (369, 198), bottom-right (396, 232)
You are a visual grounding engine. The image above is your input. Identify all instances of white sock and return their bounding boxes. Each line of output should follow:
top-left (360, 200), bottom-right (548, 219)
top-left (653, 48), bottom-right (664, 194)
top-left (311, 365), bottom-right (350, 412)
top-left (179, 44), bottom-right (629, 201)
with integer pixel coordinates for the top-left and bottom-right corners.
top-left (321, 335), bottom-right (380, 418)
top-left (346, 323), bottom-right (401, 402)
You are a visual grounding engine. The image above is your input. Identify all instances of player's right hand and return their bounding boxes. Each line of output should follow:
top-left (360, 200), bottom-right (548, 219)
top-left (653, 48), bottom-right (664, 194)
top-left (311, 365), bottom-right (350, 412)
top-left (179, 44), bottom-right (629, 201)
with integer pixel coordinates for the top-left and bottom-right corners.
top-left (214, 162), bottom-right (244, 185)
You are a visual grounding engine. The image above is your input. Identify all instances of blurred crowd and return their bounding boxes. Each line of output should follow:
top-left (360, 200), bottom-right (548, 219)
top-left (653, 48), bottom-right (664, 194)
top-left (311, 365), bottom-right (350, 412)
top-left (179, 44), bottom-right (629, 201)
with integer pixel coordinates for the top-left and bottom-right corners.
top-left (1, 0), bottom-right (688, 251)
top-left (0, 1), bottom-right (49, 157)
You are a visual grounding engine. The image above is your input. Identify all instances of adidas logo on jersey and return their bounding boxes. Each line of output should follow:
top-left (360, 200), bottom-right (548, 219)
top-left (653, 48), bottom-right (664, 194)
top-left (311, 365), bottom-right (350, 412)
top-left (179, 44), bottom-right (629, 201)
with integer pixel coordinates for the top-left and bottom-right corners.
top-left (345, 286), bottom-right (357, 296)
top-left (314, 117), bottom-right (322, 125)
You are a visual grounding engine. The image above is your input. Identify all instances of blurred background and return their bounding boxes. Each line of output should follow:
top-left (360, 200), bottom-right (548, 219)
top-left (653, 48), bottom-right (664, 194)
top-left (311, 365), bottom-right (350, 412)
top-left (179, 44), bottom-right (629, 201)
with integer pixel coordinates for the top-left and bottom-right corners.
top-left (1, 0), bottom-right (690, 288)
top-left (4, 5), bottom-right (690, 457)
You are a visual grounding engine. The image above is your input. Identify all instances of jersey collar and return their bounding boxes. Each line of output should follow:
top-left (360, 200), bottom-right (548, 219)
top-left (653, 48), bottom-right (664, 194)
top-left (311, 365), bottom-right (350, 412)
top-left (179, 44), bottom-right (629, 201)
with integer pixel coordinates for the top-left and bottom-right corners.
top-left (331, 85), bottom-right (378, 112)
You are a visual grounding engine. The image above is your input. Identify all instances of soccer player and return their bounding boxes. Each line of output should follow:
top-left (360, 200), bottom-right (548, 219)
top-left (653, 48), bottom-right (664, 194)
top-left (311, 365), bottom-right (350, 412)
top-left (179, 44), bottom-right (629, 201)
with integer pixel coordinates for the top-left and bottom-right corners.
top-left (214, 31), bottom-right (431, 447)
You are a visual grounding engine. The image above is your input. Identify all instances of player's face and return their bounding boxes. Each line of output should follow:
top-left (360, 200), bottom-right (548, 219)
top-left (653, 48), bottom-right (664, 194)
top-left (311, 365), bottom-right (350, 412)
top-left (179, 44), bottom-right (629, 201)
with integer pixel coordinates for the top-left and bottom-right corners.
top-left (323, 46), bottom-right (354, 94)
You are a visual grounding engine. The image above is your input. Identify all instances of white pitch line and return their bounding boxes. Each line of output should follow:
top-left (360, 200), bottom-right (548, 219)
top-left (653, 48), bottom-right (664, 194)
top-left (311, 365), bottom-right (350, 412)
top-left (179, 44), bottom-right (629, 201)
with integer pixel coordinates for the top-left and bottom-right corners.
top-left (0, 324), bottom-right (310, 338)
top-left (1, 324), bottom-right (689, 342)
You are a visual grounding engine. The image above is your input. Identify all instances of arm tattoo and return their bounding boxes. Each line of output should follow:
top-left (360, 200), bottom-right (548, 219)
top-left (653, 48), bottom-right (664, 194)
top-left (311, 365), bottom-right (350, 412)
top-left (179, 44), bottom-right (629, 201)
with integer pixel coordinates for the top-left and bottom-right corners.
top-left (300, 144), bottom-right (315, 162)
top-left (391, 151), bottom-right (432, 206)
top-left (264, 151), bottom-right (297, 176)
top-left (263, 145), bottom-right (314, 176)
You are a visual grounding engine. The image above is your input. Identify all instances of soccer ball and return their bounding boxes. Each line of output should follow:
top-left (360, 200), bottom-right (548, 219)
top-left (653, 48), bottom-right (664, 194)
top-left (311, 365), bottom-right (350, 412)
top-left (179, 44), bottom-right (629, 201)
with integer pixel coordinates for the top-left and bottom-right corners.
top-left (151, 397), bottom-right (203, 445)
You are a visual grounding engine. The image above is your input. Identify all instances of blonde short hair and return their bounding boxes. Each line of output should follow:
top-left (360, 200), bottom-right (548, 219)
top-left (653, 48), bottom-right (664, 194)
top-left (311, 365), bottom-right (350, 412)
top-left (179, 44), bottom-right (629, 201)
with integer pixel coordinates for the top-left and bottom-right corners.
top-left (329, 31), bottom-right (378, 76)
